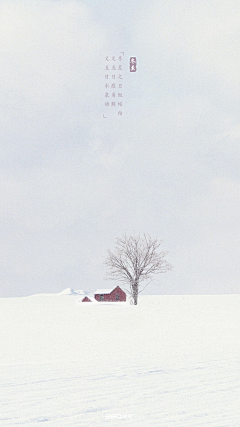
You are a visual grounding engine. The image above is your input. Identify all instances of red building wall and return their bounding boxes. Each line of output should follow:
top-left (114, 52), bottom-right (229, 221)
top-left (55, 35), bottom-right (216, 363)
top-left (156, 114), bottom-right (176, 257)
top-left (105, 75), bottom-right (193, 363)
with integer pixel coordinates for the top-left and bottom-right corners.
top-left (95, 286), bottom-right (126, 302)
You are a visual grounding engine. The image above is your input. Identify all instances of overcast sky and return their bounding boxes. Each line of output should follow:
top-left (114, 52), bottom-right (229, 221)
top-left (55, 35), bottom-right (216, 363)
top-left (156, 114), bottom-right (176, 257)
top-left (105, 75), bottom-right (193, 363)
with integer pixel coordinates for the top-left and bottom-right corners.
top-left (1, 0), bottom-right (240, 297)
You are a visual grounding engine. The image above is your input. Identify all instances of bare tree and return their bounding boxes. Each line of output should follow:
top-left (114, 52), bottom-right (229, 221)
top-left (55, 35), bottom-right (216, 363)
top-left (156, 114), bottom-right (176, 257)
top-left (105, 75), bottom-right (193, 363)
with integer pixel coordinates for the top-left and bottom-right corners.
top-left (105, 234), bottom-right (173, 305)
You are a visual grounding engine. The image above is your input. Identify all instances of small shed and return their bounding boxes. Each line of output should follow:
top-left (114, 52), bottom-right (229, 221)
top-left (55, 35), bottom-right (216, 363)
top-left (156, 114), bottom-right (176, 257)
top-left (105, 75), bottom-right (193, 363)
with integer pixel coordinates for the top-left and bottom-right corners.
top-left (94, 286), bottom-right (126, 302)
top-left (81, 296), bottom-right (93, 302)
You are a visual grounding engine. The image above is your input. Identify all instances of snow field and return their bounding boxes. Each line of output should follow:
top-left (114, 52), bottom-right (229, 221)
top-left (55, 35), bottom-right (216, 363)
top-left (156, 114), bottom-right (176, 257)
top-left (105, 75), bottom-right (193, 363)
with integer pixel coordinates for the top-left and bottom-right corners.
top-left (0, 294), bottom-right (240, 426)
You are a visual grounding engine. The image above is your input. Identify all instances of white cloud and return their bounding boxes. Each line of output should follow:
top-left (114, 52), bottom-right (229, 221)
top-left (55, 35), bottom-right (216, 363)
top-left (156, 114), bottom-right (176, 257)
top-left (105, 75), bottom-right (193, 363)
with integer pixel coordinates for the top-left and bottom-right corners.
top-left (0, 0), bottom-right (105, 102)
top-left (133, 0), bottom-right (240, 94)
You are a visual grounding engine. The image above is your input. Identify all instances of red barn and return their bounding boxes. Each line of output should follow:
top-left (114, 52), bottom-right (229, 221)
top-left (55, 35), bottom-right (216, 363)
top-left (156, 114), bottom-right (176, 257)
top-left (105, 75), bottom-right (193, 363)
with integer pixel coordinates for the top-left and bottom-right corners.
top-left (94, 286), bottom-right (126, 302)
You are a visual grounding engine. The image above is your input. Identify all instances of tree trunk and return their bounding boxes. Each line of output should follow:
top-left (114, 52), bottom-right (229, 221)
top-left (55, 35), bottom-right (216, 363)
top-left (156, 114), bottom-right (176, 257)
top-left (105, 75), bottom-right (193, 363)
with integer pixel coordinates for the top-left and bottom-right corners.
top-left (132, 282), bottom-right (139, 305)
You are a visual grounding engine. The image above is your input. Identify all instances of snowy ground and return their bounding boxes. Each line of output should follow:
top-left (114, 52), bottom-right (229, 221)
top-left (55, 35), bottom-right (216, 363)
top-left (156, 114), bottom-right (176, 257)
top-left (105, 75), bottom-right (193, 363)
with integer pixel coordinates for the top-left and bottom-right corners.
top-left (0, 293), bottom-right (240, 426)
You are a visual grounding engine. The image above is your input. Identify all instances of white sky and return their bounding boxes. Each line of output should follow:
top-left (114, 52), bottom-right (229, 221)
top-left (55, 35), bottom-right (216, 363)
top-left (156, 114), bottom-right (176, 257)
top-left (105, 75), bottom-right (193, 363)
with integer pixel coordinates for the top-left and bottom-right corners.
top-left (0, 0), bottom-right (240, 297)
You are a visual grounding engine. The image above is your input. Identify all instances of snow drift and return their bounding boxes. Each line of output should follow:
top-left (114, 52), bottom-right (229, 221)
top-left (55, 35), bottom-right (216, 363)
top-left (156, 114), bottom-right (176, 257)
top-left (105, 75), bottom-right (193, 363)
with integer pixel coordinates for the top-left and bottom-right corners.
top-left (0, 293), bottom-right (240, 426)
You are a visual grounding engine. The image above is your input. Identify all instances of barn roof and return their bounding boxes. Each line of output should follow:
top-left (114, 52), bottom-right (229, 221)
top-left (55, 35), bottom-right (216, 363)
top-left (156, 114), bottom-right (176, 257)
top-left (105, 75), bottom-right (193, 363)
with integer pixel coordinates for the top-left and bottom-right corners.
top-left (94, 288), bottom-right (114, 294)
top-left (94, 286), bottom-right (125, 295)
